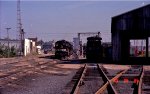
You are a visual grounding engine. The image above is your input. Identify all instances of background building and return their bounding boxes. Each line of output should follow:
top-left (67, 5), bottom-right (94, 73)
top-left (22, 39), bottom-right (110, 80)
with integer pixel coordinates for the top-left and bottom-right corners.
top-left (111, 4), bottom-right (150, 63)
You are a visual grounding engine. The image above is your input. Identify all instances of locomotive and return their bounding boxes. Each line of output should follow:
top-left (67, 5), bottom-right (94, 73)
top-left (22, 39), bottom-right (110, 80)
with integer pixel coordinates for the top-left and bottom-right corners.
top-left (86, 36), bottom-right (103, 62)
top-left (55, 40), bottom-right (73, 59)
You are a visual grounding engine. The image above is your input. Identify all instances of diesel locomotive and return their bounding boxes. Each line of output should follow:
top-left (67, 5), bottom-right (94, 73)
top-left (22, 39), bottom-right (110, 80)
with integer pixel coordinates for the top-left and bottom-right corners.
top-left (55, 40), bottom-right (73, 59)
top-left (86, 36), bottom-right (103, 62)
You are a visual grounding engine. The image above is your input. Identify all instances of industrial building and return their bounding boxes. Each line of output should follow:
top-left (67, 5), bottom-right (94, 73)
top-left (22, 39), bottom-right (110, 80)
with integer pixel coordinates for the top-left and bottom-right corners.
top-left (0, 38), bottom-right (39, 57)
top-left (24, 38), bottom-right (38, 56)
top-left (111, 4), bottom-right (150, 63)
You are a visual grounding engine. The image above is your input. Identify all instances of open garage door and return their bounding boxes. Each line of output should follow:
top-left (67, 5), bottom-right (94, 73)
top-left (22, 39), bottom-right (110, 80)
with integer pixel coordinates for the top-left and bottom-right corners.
top-left (130, 39), bottom-right (146, 57)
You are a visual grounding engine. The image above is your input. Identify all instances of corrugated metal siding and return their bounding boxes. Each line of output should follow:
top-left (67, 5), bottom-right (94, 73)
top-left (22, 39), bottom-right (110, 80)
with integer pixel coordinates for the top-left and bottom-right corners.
top-left (111, 4), bottom-right (150, 62)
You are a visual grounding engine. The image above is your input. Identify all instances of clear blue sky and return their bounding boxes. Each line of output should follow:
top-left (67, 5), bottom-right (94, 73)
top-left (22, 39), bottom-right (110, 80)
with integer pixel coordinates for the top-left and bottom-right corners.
top-left (0, 0), bottom-right (150, 42)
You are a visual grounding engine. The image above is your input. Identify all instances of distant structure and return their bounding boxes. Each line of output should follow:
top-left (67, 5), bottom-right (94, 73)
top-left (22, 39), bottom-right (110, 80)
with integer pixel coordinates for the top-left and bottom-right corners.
top-left (17, 0), bottom-right (25, 55)
top-left (0, 39), bottom-right (20, 49)
top-left (73, 38), bottom-right (80, 51)
top-left (5, 28), bottom-right (11, 57)
top-left (77, 32), bottom-right (101, 57)
top-left (42, 41), bottom-right (55, 54)
top-left (24, 38), bottom-right (38, 56)
top-left (111, 4), bottom-right (150, 63)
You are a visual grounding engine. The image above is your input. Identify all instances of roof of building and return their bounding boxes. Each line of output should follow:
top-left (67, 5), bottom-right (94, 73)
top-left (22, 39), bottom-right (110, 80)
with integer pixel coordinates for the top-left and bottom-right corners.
top-left (112, 4), bottom-right (150, 18)
top-left (28, 38), bottom-right (37, 42)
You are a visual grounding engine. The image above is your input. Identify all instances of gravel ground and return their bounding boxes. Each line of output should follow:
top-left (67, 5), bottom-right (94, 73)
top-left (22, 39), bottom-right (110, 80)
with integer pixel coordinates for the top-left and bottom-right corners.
top-left (113, 81), bottom-right (134, 94)
top-left (1, 70), bottom-right (77, 94)
top-left (102, 64), bottom-right (130, 74)
top-left (144, 66), bottom-right (150, 70)
top-left (0, 54), bottom-right (82, 94)
top-left (142, 66), bottom-right (150, 94)
top-left (79, 66), bottom-right (105, 94)
top-left (1, 56), bottom-right (149, 94)
top-left (0, 63), bottom-right (82, 94)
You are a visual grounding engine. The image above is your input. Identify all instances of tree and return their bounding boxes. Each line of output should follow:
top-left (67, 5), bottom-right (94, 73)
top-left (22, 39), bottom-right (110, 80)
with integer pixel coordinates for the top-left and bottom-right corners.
top-left (37, 40), bottom-right (44, 46)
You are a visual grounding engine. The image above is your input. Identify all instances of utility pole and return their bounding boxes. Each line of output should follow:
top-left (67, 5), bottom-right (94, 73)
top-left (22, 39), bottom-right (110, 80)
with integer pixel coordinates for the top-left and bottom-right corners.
top-left (6, 27), bottom-right (11, 58)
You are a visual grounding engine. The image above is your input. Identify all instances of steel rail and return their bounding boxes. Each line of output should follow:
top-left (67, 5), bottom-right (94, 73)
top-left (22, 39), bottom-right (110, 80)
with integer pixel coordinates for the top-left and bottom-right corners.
top-left (71, 64), bottom-right (87, 94)
top-left (71, 64), bottom-right (128, 94)
top-left (138, 66), bottom-right (144, 94)
top-left (95, 65), bottom-right (128, 94)
top-left (95, 64), bottom-right (111, 94)
top-left (71, 64), bottom-right (108, 94)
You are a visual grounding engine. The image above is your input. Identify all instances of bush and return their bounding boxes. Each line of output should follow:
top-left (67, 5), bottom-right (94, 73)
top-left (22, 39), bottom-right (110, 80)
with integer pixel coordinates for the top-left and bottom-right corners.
top-left (0, 45), bottom-right (17, 58)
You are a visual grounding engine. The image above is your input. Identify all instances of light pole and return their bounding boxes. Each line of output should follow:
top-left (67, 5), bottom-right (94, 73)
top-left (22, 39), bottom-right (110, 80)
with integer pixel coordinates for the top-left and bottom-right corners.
top-left (6, 27), bottom-right (11, 58)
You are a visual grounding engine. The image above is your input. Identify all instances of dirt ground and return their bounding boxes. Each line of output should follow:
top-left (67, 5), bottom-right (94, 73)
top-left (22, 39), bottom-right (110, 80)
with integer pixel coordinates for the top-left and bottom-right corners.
top-left (0, 54), bottom-right (83, 94)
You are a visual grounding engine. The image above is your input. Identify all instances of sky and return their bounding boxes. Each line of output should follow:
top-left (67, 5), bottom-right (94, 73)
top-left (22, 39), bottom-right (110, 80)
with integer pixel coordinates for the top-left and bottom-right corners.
top-left (0, 0), bottom-right (150, 42)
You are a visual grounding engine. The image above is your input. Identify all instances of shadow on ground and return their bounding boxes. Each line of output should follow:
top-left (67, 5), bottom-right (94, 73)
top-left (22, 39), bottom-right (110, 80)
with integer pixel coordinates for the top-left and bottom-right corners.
top-left (39, 55), bottom-right (56, 59)
top-left (38, 55), bottom-right (150, 65)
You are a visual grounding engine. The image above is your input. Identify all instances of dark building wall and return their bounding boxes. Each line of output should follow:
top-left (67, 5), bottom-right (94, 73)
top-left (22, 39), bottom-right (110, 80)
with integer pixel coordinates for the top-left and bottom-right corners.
top-left (111, 4), bottom-right (150, 62)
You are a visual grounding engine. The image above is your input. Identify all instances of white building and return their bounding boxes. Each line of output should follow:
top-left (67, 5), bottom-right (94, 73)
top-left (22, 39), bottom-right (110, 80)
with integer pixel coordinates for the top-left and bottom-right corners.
top-left (24, 39), bottom-right (31, 56)
top-left (36, 45), bottom-right (41, 54)
top-left (24, 38), bottom-right (38, 56)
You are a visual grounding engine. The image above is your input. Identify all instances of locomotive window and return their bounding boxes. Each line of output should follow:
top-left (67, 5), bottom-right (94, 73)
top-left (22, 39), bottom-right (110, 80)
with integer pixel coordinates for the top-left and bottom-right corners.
top-left (61, 49), bottom-right (67, 51)
top-left (56, 49), bottom-right (67, 51)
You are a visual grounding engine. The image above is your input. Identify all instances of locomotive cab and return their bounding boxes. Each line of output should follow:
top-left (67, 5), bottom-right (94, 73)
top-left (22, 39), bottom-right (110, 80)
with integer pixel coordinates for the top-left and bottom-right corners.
top-left (86, 36), bottom-right (103, 62)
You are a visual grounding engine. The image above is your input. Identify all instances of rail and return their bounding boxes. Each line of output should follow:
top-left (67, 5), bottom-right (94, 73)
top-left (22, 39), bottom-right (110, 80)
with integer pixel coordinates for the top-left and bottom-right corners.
top-left (95, 65), bottom-right (128, 94)
top-left (96, 64), bottom-right (117, 94)
top-left (138, 66), bottom-right (144, 94)
top-left (71, 64), bottom-right (87, 94)
top-left (71, 64), bottom-right (131, 94)
top-left (71, 64), bottom-right (127, 94)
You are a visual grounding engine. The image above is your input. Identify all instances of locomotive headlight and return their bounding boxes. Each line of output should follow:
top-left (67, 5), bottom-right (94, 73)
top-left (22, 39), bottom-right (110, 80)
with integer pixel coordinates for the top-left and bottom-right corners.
top-left (61, 49), bottom-right (67, 51)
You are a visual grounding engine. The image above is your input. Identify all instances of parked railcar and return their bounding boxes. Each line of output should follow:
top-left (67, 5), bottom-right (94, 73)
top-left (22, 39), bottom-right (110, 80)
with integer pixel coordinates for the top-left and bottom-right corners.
top-left (86, 36), bottom-right (103, 62)
top-left (55, 40), bottom-right (73, 59)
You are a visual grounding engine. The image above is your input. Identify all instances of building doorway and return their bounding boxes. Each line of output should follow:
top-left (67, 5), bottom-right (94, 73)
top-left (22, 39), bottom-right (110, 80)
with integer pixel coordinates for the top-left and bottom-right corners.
top-left (130, 39), bottom-right (146, 57)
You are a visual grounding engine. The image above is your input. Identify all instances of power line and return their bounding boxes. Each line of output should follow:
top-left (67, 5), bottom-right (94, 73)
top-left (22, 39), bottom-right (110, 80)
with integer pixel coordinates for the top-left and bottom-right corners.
top-left (6, 27), bottom-right (11, 58)
top-left (26, 32), bottom-right (111, 35)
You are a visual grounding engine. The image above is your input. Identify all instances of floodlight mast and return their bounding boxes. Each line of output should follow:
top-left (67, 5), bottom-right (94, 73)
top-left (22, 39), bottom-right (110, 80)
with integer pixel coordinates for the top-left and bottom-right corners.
top-left (17, 0), bottom-right (25, 56)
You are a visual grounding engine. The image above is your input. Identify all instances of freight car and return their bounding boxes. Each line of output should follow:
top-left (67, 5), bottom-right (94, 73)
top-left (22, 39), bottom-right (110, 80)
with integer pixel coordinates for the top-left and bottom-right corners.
top-left (55, 40), bottom-right (73, 59)
top-left (86, 36), bottom-right (103, 62)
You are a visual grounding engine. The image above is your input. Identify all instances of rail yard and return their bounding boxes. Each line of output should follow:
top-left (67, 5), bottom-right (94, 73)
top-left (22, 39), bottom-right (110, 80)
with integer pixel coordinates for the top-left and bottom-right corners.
top-left (1, 1), bottom-right (150, 94)
top-left (0, 54), bottom-right (149, 94)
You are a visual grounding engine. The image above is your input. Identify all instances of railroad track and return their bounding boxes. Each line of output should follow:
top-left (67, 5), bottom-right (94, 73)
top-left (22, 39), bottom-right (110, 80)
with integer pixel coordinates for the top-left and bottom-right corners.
top-left (112, 65), bottom-right (143, 94)
top-left (140, 67), bottom-right (150, 94)
top-left (0, 59), bottom-right (55, 86)
top-left (76, 64), bottom-right (107, 94)
top-left (63, 64), bottom-right (127, 94)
